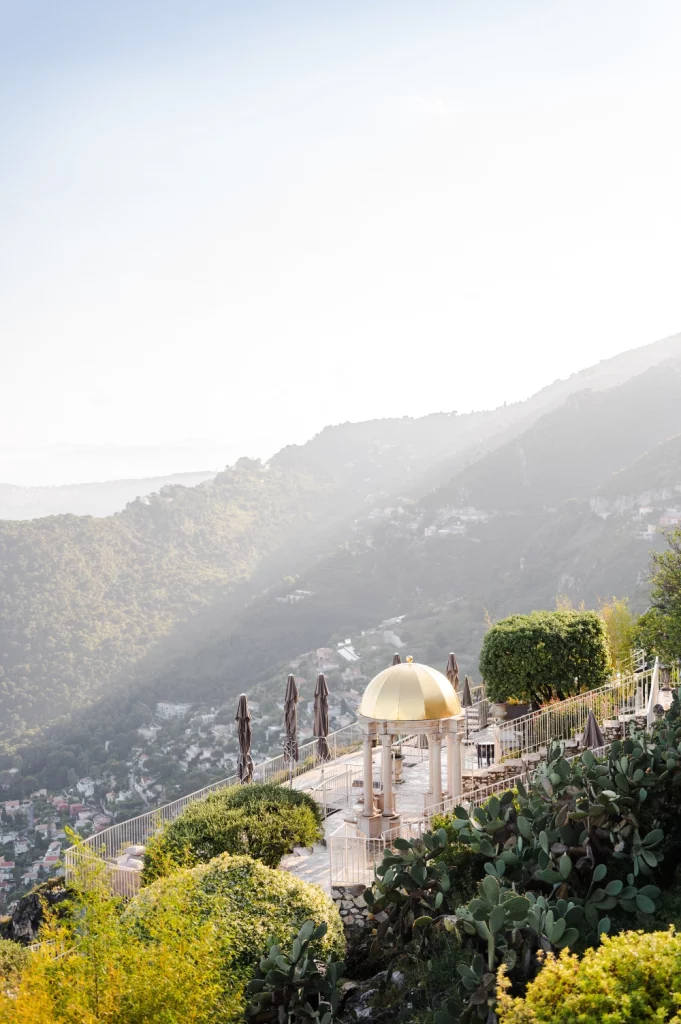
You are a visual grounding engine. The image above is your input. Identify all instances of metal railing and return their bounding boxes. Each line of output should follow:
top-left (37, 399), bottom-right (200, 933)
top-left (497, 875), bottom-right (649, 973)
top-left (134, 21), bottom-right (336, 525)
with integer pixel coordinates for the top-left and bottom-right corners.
top-left (307, 763), bottom-right (364, 818)
top-left (328, 771), bottom-right (528, 886)
top-left (64, 719), bottom-right (366, 887)
top-left (495, 666), bottom-right (654, 762)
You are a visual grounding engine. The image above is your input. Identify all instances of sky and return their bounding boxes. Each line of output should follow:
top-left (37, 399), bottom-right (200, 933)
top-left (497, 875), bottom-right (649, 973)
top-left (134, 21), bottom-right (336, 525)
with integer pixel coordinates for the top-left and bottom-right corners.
top-left (1, 1), bottom-right (680, 484)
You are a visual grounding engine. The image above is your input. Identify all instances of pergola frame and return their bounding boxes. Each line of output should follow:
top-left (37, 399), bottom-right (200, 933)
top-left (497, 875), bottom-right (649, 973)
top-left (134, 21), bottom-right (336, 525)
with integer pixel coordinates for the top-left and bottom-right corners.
top-left (357, 713), bottom-right (465, 836)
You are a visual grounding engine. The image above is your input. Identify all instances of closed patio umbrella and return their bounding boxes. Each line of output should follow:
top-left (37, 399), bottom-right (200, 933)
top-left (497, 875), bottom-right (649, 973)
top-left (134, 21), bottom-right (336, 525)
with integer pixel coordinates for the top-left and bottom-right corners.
top-left (582, 710), bottom-right (604, 750)
top-left (235, 693), bottom-right (254, 783)
top-left (314, 673), bottom-right (331, 762)
top-left (461, 675), bottom-right (473, 708)
top-left (283, 674), bottom-right (299, 786)
top-left (392, 653), bottom-right (402, 665)
top-left (445, 652), bottom-right (460, 691)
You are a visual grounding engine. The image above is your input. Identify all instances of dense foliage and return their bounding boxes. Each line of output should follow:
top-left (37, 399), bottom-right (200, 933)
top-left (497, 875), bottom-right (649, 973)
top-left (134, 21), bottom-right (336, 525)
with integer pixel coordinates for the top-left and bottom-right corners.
top-left (142, 783), bottom-right (323, 881)
top-left (0, 459), bottom-right (332, 738)
top-left (246, 919), bottom-right (346, 1024)
top-left (363, 830), bottom-right (478, 956)
top-left (497, 928), bottom-right (681, 1024)
top-left (0, 939), bottom-right (27, 983)
top-left (597, 597), bottom-right (635, 673)
top-left (634, 527), bottom-right (681, 662)
top-left (0, 854), bottom-right (343, 1024)
top-left (480, 610), bottom-right (611, 704)
top-left (129, 854), bottom-right (344, 1019)
top-left (366, 686), bottom-right (681, 1022)
top-left (0, 876), bottom-right (240, 1023)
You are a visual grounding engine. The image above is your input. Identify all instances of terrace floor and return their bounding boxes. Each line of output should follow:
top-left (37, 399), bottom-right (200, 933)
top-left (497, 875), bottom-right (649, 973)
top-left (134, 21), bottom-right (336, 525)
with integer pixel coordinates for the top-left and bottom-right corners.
top-left (281, 739), bottom-right (449, 893)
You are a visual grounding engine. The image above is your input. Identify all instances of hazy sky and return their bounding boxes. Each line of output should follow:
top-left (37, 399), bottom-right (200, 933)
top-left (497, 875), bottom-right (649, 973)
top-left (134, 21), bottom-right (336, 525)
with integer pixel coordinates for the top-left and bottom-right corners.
top-left (2, 1), bottom-right (680, 483)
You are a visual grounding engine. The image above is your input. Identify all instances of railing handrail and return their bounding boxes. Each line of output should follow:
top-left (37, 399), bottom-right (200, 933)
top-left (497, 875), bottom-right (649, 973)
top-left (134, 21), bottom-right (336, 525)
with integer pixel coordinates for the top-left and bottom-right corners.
top-left (65, 718), bottom-right (367, 868)
top-left (66, 689), bottom-right (492, 871)
top-left (496, 670), bottom-right (648, 735)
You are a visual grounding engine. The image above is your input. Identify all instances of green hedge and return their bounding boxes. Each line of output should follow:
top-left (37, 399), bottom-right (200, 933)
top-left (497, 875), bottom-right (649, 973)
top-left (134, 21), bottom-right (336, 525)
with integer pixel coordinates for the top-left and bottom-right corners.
top-left (126, 853), bottom-right (344, 1023)
top-left (498, 928), bottom-right (681, 1024)
top-left (479, 610), bottom-right (611, 704)
top-left (142, 782), bottom-right (322, 882)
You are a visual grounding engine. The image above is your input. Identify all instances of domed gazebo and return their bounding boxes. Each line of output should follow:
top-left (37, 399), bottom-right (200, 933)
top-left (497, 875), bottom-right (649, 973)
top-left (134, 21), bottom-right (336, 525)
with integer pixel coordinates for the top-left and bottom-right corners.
top-left (356, 657), bottom-right (464, 836)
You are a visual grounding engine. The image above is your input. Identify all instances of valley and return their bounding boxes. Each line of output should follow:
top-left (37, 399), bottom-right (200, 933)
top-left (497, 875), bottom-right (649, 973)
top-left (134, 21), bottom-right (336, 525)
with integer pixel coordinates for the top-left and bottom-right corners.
top-left (1, 334), bottom-right (681, 910)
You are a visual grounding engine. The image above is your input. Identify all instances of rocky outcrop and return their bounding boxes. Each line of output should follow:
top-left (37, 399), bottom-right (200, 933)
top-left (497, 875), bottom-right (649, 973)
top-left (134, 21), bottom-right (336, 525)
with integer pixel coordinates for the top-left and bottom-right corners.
top-left (0, 878), bottom-right (74, 945)
top-left (331, 884), bottom-right (370, 940)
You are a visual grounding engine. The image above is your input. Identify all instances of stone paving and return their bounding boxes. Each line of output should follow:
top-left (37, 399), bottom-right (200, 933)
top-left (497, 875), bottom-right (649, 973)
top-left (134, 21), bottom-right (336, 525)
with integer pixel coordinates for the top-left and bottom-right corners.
top-left (281, 740), bottom-right (444, 893)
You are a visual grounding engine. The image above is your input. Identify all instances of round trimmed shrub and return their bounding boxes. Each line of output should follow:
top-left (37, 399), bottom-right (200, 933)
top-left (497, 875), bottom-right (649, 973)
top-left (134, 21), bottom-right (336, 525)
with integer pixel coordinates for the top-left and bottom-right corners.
top-left (142, 782), bottom-right (323, 882)
top-left (126, 853), bottom-right (344, 1023)
top-left (497, 928), bottom-right (681, 1024)
top-left (480, 610), bottom-right (611, 705)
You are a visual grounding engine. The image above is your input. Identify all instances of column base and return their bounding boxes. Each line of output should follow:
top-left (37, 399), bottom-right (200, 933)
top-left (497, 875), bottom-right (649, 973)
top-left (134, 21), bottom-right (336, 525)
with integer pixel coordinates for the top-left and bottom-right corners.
top-left (380, 813), bottom-right (401, 834)
top-left (358, 813), bottom-right (385, 838)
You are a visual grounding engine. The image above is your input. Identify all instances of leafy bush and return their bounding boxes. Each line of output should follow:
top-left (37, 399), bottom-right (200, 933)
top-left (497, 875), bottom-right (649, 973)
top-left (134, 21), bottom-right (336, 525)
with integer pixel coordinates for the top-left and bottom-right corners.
top-left (633, 607), bottom-right (681, 665)
top-left (639, 527), bottom-right (681, 662)
top-left (598, 596), bottom-right (636, 673)
top-left (363, 829), bottom-right (479, 955)
top-left (142, 782), bottom-right (323, 881)
top-left (497, 928), bottom-right (681, 1024)
top-left (246, 919), bottom-right (345, 1023)
top-left (0, 854), bottom-right (343, 1024)
top-left (0, 881), bottom-right (241, 1024)
top-left (129, 853), bottom-right (344, 1020)
top-left (480, 610), bottom-right (612, 704)
top-left (0, 939), bottom-right (27, 986)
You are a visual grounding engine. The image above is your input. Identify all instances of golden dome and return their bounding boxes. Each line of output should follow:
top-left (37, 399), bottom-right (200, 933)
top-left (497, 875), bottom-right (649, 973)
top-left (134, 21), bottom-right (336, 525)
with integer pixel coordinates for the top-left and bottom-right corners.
top-left (358, 660), bottom-right (461, 722)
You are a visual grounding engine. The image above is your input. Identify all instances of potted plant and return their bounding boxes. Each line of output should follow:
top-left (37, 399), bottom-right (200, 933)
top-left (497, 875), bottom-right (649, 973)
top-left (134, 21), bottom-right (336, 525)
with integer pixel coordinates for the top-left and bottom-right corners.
top-left (503, 695), bottom-right (532, 720)
top-left (490, 696), bottom-right (531, 721)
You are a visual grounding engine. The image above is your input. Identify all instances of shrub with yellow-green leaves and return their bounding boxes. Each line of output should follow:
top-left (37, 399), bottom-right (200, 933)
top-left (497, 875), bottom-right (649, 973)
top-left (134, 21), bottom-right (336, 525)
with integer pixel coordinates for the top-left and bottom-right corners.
top-left (0, 854), bottom-right (343, 1024)
top-left (0, 940), bottom-right (28, 986)
top-left (497, 928), bottom-right (681, 1024)
top-left (128, 853), bottom-right (344, 1018)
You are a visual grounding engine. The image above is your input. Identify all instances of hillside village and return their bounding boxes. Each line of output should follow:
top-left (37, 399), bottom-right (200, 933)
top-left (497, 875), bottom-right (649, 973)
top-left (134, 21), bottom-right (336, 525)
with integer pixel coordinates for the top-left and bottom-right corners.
top-left (2, 481), bottom-right (681, 910)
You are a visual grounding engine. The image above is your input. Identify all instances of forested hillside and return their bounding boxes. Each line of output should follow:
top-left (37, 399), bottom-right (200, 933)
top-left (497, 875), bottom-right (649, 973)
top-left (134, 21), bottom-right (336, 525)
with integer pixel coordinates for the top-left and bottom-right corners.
top-left (0, 460), bottom-right (336, 736)
top-left (2, 337), bottom-right (681, 776)
top-left (598, 433), bottom-right (681, 500)
top-left (426, 361), bottom-right (681, 511)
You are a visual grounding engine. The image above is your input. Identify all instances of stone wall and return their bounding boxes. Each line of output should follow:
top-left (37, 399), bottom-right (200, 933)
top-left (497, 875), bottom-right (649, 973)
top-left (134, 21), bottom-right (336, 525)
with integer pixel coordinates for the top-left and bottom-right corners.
top-left (332, 884), bottom-right (369, 938)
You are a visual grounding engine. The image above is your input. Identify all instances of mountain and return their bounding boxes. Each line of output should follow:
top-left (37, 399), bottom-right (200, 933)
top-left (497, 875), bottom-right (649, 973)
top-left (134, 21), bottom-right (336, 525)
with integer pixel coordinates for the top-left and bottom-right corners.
top-left (425, 361), bottom-right (681, 511)
top-left (2, 333), bottom-right (681, 788)
top-left (0, 461), bottom-right (342, 736)
top-left (0, 471), bottom-right (218, 520)
top-left (597, 433), bottom-right (681, 503)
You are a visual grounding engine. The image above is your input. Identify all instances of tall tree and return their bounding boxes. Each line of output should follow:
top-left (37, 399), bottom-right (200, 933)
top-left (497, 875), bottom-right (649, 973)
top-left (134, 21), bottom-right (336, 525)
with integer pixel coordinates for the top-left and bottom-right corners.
top-left (635, 529), bottom-right (681, 661)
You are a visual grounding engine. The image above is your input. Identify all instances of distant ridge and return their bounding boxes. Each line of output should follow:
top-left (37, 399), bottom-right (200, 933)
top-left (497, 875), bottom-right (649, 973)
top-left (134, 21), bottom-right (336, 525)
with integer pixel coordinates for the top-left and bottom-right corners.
top-left (423, 360), bottom-right (681, 511)
top-left (0, 470), bottom-right (218, 520)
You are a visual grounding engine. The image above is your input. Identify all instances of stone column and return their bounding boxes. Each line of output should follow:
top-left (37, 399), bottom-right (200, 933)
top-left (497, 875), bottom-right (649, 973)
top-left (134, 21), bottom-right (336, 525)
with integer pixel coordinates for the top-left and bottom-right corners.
top-left (446, 722), bottom-right (462, 802)
top-left (429, 731), bottom-right (443, 811)
top-left (423, 728), bottom-right (433, 801)
top-left (362, 733), bottom-right (375, 818)
top-left (381, 732), bottom-right (394, 817)
top-left (493, 724), bottom-right (502, 763)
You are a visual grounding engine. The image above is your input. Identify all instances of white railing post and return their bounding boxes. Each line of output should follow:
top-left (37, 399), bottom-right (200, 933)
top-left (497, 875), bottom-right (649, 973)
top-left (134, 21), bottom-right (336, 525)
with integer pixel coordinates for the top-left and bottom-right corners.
top-left (646, 656), bottom-right (661, 729)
